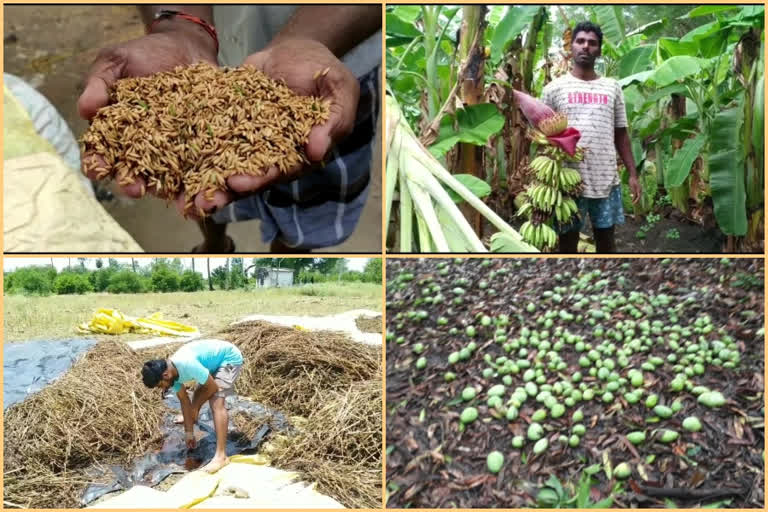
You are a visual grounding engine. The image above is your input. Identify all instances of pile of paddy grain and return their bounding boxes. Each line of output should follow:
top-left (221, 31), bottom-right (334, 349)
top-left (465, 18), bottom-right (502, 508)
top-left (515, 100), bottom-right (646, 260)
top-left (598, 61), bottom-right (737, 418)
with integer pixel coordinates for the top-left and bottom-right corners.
top-left (218, 321), bottom-right (382, 508)
top-left (81, 62), bottom-right (330, 214)
top-left (3, 341), bottom-right (170, 508)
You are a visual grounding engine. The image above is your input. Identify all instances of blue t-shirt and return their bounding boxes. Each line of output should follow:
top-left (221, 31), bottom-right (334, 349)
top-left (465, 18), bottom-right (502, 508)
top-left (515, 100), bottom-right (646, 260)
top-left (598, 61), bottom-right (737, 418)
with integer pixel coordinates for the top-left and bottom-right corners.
top-left (170, 339), bottom-right (243, 393)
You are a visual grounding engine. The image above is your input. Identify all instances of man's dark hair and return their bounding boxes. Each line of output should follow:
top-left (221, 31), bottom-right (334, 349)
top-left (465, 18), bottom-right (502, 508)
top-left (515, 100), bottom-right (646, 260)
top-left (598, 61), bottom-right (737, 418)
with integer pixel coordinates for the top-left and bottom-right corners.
top-left (573, 21), bottom-right (603, 48)
top-left (142, 359), bottom-right (167, 388)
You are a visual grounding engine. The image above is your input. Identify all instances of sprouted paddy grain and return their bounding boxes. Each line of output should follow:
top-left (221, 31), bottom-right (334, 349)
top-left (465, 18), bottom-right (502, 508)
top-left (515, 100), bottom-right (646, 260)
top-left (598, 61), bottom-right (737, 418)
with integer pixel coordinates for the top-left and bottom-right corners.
top-left (80, 61), bottom-right (330, 215)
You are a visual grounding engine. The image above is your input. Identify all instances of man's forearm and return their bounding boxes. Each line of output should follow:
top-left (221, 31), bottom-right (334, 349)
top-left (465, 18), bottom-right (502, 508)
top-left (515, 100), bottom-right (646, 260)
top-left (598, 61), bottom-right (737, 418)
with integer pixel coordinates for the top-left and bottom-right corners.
top-left (139, 5), bottom-right (216, 54)
top-left (139, 5), bottom-right (214, 27)
top-left (615, 129), bottom-right (637, 176)
top-left (178, 395), bottom-right (195, 432)
top-left (269, 6), bottom-right (381, 57)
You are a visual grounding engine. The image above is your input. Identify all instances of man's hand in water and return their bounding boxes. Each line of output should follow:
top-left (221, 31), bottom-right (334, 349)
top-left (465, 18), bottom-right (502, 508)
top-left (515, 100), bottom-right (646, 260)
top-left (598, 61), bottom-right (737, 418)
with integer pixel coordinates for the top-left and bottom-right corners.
top-left (185, 431), bottom-right (197, 450)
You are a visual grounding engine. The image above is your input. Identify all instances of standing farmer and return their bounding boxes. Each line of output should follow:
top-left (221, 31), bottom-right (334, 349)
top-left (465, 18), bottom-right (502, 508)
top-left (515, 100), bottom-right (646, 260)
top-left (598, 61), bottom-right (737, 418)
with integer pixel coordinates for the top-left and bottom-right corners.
top-left (541, 21), bottom-right (642, 253)
top-left (142, 339), bottom-right (243, 473)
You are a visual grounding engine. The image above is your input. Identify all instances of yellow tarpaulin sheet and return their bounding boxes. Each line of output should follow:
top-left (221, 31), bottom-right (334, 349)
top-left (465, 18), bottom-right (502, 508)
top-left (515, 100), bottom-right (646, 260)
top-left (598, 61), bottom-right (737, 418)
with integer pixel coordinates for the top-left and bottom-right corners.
top-left (77, 308), bottom-right (199, 336)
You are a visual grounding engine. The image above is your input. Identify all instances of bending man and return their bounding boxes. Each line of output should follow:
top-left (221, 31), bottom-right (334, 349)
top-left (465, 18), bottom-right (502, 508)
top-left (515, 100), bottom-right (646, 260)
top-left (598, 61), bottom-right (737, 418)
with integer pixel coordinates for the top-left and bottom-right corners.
top-left (142, 339), bottom-right (243, 473)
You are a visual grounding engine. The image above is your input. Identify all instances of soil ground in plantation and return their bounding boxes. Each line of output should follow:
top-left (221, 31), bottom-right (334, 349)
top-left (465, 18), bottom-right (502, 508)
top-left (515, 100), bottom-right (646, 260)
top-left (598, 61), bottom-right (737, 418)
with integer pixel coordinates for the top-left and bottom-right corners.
top-left (615, 208), bottom-right (726, 254)
top-left (385, 258), bottom-right (764, 508)
top-left (497, 206), bottom-right (726, 254)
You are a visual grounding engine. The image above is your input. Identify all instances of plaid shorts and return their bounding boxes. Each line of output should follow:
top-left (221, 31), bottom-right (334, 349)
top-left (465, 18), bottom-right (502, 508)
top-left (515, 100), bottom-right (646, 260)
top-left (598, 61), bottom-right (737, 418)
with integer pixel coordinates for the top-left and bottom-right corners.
top-left (559, 185), bottom-right (626, 233)
top-left (212, 66), bottom-right (380, 249)
top-left (213, 364), bottom-right (242, 398)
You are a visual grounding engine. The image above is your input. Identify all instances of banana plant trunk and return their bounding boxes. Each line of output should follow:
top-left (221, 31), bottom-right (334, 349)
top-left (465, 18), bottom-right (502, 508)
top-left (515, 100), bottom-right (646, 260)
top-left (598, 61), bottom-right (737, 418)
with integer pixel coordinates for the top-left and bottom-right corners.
top-left (503, 7), bottom-right (545, 204)
top-left (668, 93), bottom-right (689, 213)
top-left (521, 8), bottom-right (546, 93)
top-left (740, 31), bottom-right (763, 247)
top-left (421, 6), bottom-right (441, 120)
top-left (503, 37), bottom-right (528, 192)
top-left (456, 5), bottom-right (488, 236)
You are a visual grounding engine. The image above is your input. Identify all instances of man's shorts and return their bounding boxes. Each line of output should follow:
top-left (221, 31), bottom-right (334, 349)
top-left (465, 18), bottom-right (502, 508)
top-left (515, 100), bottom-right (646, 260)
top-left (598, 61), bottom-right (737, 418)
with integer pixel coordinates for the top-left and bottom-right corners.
top-left (213, 364), bottom-right (242, 398)
top-left (559, 185), bottom-right (625, 234)
top-left (211, 65), bottom-right (380, 250)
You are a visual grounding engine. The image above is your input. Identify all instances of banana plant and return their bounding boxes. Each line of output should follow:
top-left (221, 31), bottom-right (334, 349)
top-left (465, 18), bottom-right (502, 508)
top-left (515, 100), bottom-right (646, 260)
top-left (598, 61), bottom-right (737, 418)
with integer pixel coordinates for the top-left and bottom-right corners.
top-left (386, 95), bottom-right (537, 253)
top-left (617, 5), bottom-right (764, 245)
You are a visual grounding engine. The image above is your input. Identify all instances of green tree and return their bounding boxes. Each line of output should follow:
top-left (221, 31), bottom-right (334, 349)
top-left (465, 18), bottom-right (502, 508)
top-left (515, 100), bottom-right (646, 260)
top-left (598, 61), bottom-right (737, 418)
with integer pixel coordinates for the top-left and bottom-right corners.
top-left (107, 270), bottom-right (144, 294)
top-left (180, 270), bottom-right (204, 292)
top-left (251, 258), bottom-right (276, 268)
top-left (93, 268), bottom-right (118, 292)
top-left (210, 266), bottom-right (229, 289)
top-left (5, 266), bottom-right (56, 295)
top-left (151, 267), bottom-right (180, 292)
top-left (230, 258), bottom-right (246, 289)
top-left (170, 258), bottom-right (185, 274)
top-left (363, 258), bottom-right (383, 283)
top-left (334, 259), bottom-right (349, 275)
top-left (53, 272), bottom-right (93, 294)
top-left (309, 258), bottom-right (336, 273)
top-left (95, 258), bottom-right (103, 269)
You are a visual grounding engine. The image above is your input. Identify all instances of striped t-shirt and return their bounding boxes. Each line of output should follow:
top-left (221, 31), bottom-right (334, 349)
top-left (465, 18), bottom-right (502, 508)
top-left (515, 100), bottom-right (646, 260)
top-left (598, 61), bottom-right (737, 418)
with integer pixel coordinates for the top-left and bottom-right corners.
top-left (541, 74), bottom-right (628, 198)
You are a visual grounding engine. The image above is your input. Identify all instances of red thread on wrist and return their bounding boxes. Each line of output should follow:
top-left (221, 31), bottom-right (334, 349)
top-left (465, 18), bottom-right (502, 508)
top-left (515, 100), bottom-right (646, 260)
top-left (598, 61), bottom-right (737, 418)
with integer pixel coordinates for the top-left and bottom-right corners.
top-left (149, 11), bottom-right (219, 54)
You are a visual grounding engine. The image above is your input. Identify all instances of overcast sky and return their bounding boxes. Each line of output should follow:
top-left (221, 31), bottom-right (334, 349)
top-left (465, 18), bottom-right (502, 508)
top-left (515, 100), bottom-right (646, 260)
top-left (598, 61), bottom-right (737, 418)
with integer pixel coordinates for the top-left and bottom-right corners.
top-left (3, 257), bottom-right (370, 272)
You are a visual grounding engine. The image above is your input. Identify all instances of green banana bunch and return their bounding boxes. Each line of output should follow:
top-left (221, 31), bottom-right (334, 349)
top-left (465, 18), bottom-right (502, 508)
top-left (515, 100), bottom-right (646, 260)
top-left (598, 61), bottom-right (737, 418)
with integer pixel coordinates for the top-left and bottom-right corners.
top-left (527, 183), bottom-right (562, 212)
top-left (554, 197), bottom-right (579, 223)
top-left (517, 201), bottom-right (533, 218)
top-left (521, 220), bottom-right (557, 249)
top-left (531, 155), bottom-right (565, 188)
top-left (520, 128), bottom-right (585, 251)
top-left (557, 167), bottom-right (582, 192)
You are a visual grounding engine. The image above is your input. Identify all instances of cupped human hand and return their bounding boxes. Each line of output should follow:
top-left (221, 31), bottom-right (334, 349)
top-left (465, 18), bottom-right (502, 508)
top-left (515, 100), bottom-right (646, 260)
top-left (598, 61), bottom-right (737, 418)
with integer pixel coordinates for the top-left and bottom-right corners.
top-left (179, 38), bottom-right (361, 217)
top-left (78, 30), bottom-right (218, 199)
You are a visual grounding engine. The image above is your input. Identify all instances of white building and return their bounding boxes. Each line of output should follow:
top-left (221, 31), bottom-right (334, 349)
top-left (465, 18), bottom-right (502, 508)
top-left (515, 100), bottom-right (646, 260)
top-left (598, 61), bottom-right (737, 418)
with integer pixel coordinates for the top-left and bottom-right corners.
top-left (255, 267), bottom-right (294, 288)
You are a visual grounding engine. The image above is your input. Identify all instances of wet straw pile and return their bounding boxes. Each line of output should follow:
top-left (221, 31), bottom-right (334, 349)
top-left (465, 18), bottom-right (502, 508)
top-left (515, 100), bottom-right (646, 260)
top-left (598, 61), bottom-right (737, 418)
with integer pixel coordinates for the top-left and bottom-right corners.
top-left (218, 321), bottom-right (382, 508)
top-left (3, 341), bottom-right (169, 508)
top-left (220, 321), bottom-right (380, 416)
top-left (80, 62), bottom-right (330, 215)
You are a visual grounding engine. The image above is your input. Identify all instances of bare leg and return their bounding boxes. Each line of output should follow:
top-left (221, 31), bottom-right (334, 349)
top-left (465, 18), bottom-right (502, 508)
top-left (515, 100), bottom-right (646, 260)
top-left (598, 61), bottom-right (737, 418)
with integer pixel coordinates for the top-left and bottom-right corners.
top-left (193, 217), bottom-right (234, 253)
top-left (175, 386), bottom-right (207, 424)
top-left (558, 229), bottom-right (580, 253)
top-left (594, 226), bottom-right (617, 253)
top-left (200, 395), bottom-right (229, 473)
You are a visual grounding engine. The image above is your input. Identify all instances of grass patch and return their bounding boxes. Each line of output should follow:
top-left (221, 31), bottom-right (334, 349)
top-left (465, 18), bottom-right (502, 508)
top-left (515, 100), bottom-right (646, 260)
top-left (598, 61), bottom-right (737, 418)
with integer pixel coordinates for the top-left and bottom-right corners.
top-left (4, 283), bottom-right (382, 342)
